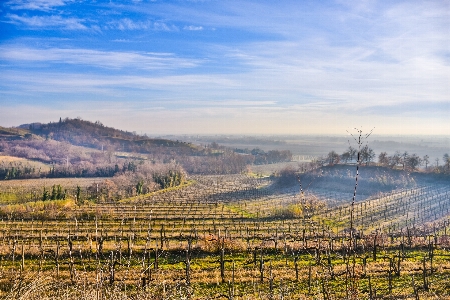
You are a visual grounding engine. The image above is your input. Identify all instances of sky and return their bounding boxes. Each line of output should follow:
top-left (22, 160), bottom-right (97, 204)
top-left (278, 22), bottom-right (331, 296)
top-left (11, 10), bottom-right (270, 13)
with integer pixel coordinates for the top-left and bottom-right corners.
top-left (0, 0), bottom-right (449, 135)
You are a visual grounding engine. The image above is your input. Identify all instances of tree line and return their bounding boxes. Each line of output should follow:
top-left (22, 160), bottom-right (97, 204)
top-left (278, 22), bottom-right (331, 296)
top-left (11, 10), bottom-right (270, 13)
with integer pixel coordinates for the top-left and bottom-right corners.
top-left (325, 146), bottom-right (450, 172)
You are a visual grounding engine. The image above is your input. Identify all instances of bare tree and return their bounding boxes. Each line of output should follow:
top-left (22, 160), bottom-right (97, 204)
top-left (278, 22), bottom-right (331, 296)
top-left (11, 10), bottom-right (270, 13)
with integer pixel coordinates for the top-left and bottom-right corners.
top-left (327, 151), bottom-right (340, 165)
top-left (378, 152), bottom-right (389, 166)
top-left (341, 151), bottom-right (351, 163)
top-left (422, 155), bottom-right (430, 170)
top-left (444, 154), bottom-right (450, 171)
top-left (406, 154), bottom-right (421, 171)
top-left (402, 151), bottom-right (409, 170)
top-left (361, 145), bottom-right (375, 165)
top-left (389, 151), bottom-right (402, 168)
top-left (347, 146), bottom-right (357, 162)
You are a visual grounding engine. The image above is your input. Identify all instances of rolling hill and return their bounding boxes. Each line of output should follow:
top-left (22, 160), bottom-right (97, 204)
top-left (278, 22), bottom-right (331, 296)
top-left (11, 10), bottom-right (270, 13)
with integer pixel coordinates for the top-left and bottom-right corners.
top-left (10, 118), bottom-right (200, 154)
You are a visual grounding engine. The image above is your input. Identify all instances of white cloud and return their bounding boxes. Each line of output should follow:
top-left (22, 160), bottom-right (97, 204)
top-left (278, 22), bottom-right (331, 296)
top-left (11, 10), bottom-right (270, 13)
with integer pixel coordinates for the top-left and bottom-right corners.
top-left (5, 0), bottom-right (67, 11)
top-left (0, 47), bottom-right (200, 70)
top-left (115, 18), bottom-right (150, 30)
top-left (153, 21), bottom-right (178, 31)
top-left (183, 25), bottom-right (203, 31)
top-left (1, 1), bottom-right (449, 135)
top-left (5, 13), bottom-right (87, 29)
top-left (107, 18), bottom-right (178, 31)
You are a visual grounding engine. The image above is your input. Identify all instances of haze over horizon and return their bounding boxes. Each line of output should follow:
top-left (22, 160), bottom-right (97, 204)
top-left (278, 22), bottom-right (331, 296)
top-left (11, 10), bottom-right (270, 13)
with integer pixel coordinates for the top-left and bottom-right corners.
top-left (1, 0), bottom-right (449, 135)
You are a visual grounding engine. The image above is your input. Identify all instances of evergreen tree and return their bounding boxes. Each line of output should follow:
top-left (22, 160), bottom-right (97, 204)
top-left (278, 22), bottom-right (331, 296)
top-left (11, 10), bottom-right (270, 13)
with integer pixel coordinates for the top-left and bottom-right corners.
top-left (51, 185), bottom-right (57, 200)
top-left (136, 180), bottom-right (144, 195)
top-left (76, 185), bottom-right (82, 205)
top-left (42, 188), bottom-right (49, 201)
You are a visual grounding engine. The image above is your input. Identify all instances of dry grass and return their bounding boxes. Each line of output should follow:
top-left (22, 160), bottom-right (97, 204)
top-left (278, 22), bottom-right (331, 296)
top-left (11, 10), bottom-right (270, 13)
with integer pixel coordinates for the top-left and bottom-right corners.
top-left (0, 177), bottom-right (105, 189)
top-left (1, 172), bottom-right (450, 299)
top-left (0, 155), bottom-right (49, 169)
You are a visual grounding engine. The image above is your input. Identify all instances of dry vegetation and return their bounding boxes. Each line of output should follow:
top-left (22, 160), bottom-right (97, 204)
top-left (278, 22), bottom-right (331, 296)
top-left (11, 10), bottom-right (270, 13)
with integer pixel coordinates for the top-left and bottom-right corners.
top-left (1, 121), bottom-right (449, 299)
top-left (0, 168), bottom-right (449, 299)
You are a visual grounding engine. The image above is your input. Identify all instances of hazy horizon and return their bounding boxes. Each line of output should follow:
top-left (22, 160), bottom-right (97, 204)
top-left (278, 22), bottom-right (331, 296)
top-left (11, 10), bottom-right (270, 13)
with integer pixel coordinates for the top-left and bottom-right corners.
top-left (4, 118), bottom-right (450, 139)
top-left (1, 1), bottom-right (449, 135)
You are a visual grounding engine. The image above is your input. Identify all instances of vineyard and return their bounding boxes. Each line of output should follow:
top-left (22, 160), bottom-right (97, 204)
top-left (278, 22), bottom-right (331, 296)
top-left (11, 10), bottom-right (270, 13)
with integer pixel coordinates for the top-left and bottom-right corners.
top-left (0, 168), bottom-right (450, 299)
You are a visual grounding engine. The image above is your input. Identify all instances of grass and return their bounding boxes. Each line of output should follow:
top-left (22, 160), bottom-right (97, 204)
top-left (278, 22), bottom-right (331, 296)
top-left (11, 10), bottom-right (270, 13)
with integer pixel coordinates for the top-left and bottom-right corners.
top-left (224, 204), bottom-right (256, 218)
top-left (0, 155), bottom-right (50, 170)
top-left (118, 179), bottom-right (196, 203)
top-left (1, 170), bottom-right (450, 298)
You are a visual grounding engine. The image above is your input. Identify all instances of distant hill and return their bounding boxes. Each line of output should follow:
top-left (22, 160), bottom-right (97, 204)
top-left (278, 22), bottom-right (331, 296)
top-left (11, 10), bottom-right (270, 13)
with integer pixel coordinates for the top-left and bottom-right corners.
top-left (14, 118), bottom-right (199, 154)
top-left (0, 118), bottom-right (280, 177)
top-left (0, 126), bottom-right (30, 139)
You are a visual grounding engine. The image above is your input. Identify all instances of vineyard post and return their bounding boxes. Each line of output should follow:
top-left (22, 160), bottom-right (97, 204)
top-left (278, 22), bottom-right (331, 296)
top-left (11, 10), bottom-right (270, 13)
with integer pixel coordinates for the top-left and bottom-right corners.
top-left (395, 252), bottom-right (401, 276)
top-left (56, 239), bottom-right (60, 278)
top-left (128, 234), bottom-right (133, 260)
top-left (68, 235), bottom-right (76, 284)
top-left (373, 232), bottom-right (377, 262)
top-left (11, 239), bottom-right (16, 264)
top-left (362, 256), bottom-right (367, 277)
top-left (154, 247), bottom-right (158, 269)
top-left (422, 256), bottom-right (428, 291)
top-left (229, 260), bottom-right (235, 299)
top-left (39, 230), bottom-right (43, 272)
top-left (327, 250), bottom-right (334, 279)
top-left (220, 244), bottom-right (225, 283)
top-left (259, 249), bottom-right (264, 283)
top-left (160, 225), bottom-right (164, 249)
top-left (269, 261), bottom-right (274, 300)
top-left (308, 263), bottom-right (312, 294)
top-left (185, 250), bottom-right (190, 285)
top-left (147, 250), bottom-right (152, 282)
top-left (20, 241), bottom-right (24, 274)
top-left (274, 228), bottom-right (278, 249)
top-left (428, 238), bottom-right (434, 274)
top-left (388, 257), bottom-right (393, 294)
top-left (109, 251), bottom-right (116, 285)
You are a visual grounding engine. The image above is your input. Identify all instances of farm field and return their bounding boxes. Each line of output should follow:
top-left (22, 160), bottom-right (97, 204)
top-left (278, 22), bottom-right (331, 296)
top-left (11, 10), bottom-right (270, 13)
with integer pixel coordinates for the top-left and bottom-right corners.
top-left (0, 169), bottom-right (450, 299)
top-left (0, 155), bottom-right (50, 178)
top-left (0, 177), bottom-right (108, 206)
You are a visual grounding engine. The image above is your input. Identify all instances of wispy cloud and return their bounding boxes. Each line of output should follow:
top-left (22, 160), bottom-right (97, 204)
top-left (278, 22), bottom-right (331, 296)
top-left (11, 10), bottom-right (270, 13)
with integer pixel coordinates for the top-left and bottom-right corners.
top-left (107, 18), bottom-right (178, 31)
top-left (0, 71), bottom-right (239, 97)
top-left (0, 0), bottom-right (449, 135)
top-left (112, 18), bottom-right (151, 30)
top-left (0, 47), bottom-right (200, 70)
top-left (153, 21), bottom-right (178, 31)
top-left (5, 13), bottom-right (87, 29)
top-left (5, 0), bottom-right (67, 11)
top-left (184, 25), bottom-right (203, 31)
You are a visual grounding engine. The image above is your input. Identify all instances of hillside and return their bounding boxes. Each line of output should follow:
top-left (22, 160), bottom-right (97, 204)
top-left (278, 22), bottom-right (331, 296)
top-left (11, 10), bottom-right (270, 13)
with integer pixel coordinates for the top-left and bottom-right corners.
top-left (0, 118), bottom-right (254, 179)
top-left (0, 126), bottom-right (30, 140)
top-left (16, 118), bottom-right (198, 154)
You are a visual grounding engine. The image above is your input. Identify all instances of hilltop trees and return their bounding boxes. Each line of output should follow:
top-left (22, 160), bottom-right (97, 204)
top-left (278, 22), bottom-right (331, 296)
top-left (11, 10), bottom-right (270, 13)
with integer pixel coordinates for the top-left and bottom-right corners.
top-left (341, 146), bottom-right (356, 163)
top-left (327, 151), bottom-right (340, 165)
top-left (360, 145), bottom-right (376, 165)
top-left (444, 153), bottom-right (450, 171)
top-left (405, 154), bottom-right (421, 171)
top-left (330, 147), bottom-right (442, 173)
top-left (389, 151), bottom-right (402, 168)
top-left (378, 152), bottom-right (389, 166)
top-left (401, 151), bottom-right (409, 170)
top-left (423, 155), bottom-right (430, 170)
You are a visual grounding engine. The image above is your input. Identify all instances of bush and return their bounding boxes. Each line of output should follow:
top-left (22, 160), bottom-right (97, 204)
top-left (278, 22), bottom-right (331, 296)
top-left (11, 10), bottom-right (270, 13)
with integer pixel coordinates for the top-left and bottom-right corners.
top-left (272, 204), bottom-right (303, 218)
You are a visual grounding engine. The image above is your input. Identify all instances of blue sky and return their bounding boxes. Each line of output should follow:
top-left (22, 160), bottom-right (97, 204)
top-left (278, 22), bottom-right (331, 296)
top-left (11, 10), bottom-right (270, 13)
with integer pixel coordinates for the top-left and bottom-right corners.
top-left (0, 0), bottom-right (449, 135)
